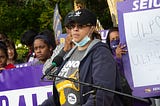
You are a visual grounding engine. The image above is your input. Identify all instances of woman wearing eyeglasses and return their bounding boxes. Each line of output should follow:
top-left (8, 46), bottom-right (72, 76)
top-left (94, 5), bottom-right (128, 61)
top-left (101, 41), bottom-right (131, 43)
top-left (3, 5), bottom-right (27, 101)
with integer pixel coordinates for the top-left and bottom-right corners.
top-left (48, 9), bottom-right (124, 106)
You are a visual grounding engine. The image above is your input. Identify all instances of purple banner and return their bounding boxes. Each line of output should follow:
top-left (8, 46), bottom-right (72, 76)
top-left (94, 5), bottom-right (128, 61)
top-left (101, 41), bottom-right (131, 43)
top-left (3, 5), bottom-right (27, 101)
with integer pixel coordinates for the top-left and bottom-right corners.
top-left (0, 65), bottom-right (53, 106)
top-left (117, 0), bottom-right (160, 98)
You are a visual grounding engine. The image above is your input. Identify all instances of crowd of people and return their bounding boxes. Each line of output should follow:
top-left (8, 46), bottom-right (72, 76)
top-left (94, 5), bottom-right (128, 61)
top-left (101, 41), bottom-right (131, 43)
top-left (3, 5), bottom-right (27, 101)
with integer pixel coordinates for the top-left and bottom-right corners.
top-left (0, 28), bottom-right (57, 71)
top-left (0, 7), bottom-right (155, 106)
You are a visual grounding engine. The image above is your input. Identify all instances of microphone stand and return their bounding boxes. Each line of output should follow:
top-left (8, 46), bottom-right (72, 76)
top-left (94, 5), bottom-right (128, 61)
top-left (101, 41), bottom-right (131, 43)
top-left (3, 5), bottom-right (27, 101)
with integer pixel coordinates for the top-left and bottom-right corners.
top-left (41, 67), bottom-right (57, 80)
top-left (83, 89), bottom-right (97, 106)
top-left (51, 74), bottom-right (150, 104)
top-left (92, 89), bottom-right (96, 106)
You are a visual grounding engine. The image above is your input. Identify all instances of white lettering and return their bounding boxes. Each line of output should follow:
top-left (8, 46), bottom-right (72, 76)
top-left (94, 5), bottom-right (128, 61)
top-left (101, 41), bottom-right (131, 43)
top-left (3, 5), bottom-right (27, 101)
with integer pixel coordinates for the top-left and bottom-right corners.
top-left (0, 86), bottom-right (52, 106)
top-left (132, 0), bottom-right (160, 11)
top-left (153, 87), bottom-right (160, 91)
top-left (72, 61), bottom-right (80, 68)
top-left (65, 61), bottom-right (74, 67)
top-left (59, 67), bottom-right (69, 77)
top-left (154, 0), bottom-right (160, 7)
top-left (140, 0), bottom-right (148, 9)
top-left (148, 0), bottom-right (153, 8)
top-left (133, 0), bottom-right (139, 10)
top-left (65, 61), bottom-right (80, 68)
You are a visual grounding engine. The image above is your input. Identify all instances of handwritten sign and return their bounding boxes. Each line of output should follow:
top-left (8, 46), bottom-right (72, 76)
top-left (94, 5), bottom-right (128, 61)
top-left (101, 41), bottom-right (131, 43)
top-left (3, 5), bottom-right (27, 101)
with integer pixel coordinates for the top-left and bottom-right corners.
top-left (117, 0), bottom-right (160, 97)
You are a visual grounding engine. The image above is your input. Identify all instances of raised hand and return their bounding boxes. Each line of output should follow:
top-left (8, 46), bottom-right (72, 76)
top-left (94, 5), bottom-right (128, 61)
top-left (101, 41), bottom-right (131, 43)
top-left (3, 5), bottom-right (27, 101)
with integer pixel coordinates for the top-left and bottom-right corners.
top-left (115, 43), bottom-right (127, 59)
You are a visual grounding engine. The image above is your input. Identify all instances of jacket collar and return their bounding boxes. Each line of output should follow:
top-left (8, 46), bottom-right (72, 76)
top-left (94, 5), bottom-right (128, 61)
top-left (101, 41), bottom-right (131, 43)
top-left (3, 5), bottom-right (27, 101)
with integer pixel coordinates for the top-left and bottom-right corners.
top-left (64, 39), bottom-right (101, 61)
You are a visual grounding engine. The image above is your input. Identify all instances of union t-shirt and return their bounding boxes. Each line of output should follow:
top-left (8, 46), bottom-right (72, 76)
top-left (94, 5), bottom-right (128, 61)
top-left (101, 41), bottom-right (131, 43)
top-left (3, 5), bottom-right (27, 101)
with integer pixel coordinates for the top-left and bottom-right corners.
top-left (55, 48), bottom-right (86, 106)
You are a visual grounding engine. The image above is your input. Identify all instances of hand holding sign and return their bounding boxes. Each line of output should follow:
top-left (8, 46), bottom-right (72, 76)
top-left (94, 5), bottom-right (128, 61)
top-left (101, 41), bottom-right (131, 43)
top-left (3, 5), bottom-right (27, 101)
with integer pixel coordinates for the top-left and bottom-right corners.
top-left (117, 0), bottom-right (160, 98)
top-left (116, 43), bottom-right (127, 59)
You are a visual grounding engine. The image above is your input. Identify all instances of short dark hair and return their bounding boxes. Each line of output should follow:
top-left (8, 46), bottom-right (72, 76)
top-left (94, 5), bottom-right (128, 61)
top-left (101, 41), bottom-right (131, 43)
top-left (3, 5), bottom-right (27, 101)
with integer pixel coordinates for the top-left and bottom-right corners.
top-left (34, 34), bottom-right (53, 49)
top-left (106, 27), bottom-right (119, 51)
top-left (38, 29), bottom-right (56, 50)
top-left (21, 29), bottom-right (37, 46)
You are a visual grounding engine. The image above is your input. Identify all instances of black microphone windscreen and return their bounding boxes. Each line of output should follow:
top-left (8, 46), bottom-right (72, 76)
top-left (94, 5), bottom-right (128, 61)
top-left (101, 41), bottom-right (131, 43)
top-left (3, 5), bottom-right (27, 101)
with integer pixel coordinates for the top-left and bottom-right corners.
top-left (52, 55), bottom-right (63, 67)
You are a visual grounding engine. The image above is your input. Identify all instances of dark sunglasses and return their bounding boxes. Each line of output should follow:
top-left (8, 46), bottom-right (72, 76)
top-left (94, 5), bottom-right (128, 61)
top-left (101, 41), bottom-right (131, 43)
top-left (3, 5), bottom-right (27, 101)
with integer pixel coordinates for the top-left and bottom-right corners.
top-left (67, 24), bottom-right (92, 29)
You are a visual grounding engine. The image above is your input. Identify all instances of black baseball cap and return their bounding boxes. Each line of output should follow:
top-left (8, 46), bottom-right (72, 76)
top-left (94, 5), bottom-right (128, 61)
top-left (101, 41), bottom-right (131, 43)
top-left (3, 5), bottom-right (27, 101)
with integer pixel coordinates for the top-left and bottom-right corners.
top-left (64, 11), bottom-right (74, 27)
top-left (71, 9), bottom-right (97, 26)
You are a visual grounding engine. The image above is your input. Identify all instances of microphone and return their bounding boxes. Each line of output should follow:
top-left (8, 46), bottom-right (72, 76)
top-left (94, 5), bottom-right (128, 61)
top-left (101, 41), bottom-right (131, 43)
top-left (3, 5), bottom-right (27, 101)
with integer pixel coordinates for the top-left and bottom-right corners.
top-left (41, 55), bottom-right (63, 80)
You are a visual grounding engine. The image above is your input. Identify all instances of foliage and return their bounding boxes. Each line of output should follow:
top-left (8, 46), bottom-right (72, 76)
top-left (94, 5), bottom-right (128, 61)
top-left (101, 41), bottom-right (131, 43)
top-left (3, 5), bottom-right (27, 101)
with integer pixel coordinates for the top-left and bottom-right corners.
top-left (0, 0), bottom-right (112, 62)
top-left (83, 0), bottom-right (113, 29)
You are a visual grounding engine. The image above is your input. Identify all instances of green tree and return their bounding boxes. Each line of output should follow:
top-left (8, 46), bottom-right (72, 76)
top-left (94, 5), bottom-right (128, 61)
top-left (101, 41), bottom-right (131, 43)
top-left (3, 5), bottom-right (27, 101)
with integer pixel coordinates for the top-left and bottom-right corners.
top-left (0, 0), bottom-right (112, 62)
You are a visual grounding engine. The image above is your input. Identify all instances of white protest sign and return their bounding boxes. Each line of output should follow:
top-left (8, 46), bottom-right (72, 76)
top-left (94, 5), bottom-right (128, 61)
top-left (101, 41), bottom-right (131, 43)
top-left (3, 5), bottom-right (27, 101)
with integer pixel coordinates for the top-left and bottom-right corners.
top-left (117, 0), bottom-right (160, 97)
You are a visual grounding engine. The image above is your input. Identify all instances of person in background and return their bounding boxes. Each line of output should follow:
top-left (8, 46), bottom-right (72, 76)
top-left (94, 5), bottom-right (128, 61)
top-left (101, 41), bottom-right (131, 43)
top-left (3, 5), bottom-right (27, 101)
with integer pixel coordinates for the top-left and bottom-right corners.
top-left (40, 11), bottom-right (74, 106)
top-left (106, 27), bottom-right (134, 106)
top-left (106, 27), bottom-right (127, 75)
top-left (0, 32), bottom-right (8, 41)
top-left (38, 29), bottom-right (57, 51)
top-left (106, 27), bottom-right (127, 58)
top-left (55, 11), bottom-right (74, 56)
top-left (42, 11), bottom-right (74, 77)
top-left (106, 27), bottom-right (153, 106)
top-left (0, 41), bottom-right (15, 71)
top-left (5, 39), bottom-right (18, 65)
top-left (48, 8), bottom-right (123, 106)
top-left (33, 35), bottom-right (54, 64)
top-left (20, 29), bottom-right (37, 62)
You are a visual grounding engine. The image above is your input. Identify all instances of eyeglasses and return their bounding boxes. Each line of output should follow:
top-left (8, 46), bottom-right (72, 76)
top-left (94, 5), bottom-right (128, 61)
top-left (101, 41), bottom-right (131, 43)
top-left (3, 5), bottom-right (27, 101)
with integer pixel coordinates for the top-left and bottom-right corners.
top-left (68, 24), bottom-right (92, 29)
